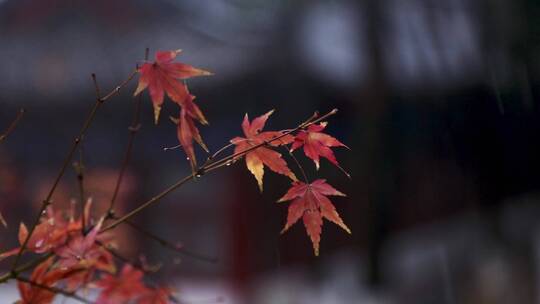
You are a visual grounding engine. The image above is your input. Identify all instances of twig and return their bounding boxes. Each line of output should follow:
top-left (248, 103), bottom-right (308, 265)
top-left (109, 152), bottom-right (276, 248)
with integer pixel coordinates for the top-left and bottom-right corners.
top-left (16, 276), bottom-right (93, 304)
top-left (100, 109), bottom-right (338, 233)
top-left (286, 149), bottom-right (309, 183)
top-left (100, 175), bottom-right (193, 232)
top-left (121, 219), bottom-right (217, 263)
top-left (74, 145), bottom-right (86, 232)
top-left (0, 253), bottom-right (53, 284)
top-left (11, 70), bottom-right (137, 271)
top-left (201, 142), bottom-right (236, 167)
top-left (107, 96), bottom-right (142, 215)
top-left (106, 49), bottom-right (148, 217)
top-left (0, 108), bottom-right (25, 143)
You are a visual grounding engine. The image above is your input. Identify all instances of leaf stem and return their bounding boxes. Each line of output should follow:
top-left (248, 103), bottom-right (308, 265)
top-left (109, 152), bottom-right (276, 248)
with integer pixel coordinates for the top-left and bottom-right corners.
top-left (286, 149), bottom-right (309, 183)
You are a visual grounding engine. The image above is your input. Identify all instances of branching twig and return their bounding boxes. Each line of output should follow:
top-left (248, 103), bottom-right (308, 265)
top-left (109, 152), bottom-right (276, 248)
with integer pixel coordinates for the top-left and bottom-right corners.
top-left (107, 96), bottom-right (142, 216)
top-left (201, 142), bottom-right (236, 167)
top-left (0, 108), bottom-right (25, 143)
top-left (1, 51), bottom-right (341, 304)
top-left (106, 49), bottom-right (148, 217)
top-left (100, 109), bottom-right (338, 233)
top-left (121, 219), bottom-right (217, 263)
top-left (1, 108), bottom-right (337, 295)
top-left (11, 70), bottom-right (137, 271)
top-left (103, 50), bottom-right (148, 248)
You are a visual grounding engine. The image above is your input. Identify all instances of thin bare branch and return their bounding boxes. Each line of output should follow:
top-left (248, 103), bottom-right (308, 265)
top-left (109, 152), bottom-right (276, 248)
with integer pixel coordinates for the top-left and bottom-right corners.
top-left (101, 174), bottom-right (193, 232)
top-left (11, 71), bottom-right (137, 271)
top-left (106, 49), bottom-right (148, 216)
top-left (202, 142), bottom-right (236, 166)
top-left (0, 108), bottom-right (25, 143)
top-left (74, 146), bottom-right (86, 232)
top-left (122, 219), bottom-right (217, 263)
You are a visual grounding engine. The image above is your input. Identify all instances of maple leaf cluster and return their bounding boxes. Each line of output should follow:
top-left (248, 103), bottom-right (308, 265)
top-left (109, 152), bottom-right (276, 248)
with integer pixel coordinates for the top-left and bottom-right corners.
top-left (1, 200), bottom-right (173, 303)
top-left (134, 49), bottom-right (212, 171)
top-left (230, 111), bottom-right (350, 256)
top-left (0, 49), bottom-right (352, 302)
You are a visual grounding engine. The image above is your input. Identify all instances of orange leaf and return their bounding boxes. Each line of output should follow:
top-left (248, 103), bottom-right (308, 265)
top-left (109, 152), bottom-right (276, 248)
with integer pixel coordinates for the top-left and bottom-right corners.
top-left (231, 110), bottom-right (296, 191)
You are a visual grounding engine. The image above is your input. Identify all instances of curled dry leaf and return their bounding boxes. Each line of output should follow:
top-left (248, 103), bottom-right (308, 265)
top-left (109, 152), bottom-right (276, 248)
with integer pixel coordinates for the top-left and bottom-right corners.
top-left (231, 110), bottom-right (296, 191)
top-left (278, 179), bottom-right (350, 256)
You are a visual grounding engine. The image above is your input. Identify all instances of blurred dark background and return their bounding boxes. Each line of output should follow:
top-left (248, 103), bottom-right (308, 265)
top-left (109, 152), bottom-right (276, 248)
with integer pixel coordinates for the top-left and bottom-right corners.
top-left (2, 0), bottom-right (540, 303)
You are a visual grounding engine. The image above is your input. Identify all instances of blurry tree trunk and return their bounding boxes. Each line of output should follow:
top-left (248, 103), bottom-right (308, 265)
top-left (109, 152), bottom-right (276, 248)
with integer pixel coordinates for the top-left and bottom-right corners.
top-left (361, 0), bottom-right (394, 287)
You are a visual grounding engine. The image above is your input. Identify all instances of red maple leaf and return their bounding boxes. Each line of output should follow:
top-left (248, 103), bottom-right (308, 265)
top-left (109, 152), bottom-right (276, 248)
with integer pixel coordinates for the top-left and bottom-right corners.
top-left (0, 207), bottom-right (75, 261)
top-left (291, 122), bottom-right (348, 170)
top-left (134, 49), bottom-right (212, 124)
top-left (17, 257), bottom-right (77, 304)
top-left (171, 92), bottom-right (209, 171)
top-left (230, 110), bottom-right (296, 191)
top-left (95, 264), bottom-right (149, 304)
top-left (55, 218), bottom-right (115, 290)
top-left (0, 199), bottom-right (94, 262)
top-left (278, 179), bottom-right (350, 256)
